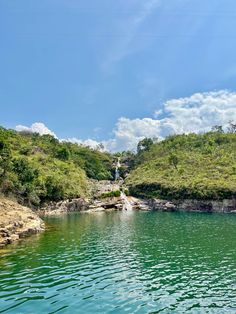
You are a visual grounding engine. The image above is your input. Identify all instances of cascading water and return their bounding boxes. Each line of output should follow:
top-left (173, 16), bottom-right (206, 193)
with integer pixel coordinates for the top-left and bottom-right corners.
top-left (120, 192), bottom-right (133, 211)
top-left (115, 157), bottom-right (121, 181)
top-left (114, 157), bottom-right (132, 211)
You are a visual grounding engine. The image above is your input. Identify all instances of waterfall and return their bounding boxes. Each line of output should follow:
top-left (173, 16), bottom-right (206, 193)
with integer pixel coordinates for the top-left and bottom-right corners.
top-left (114, 157), bottom-right (132, 210)
top-left (120, 192), bottom-right (133, 211)
top-left (115, 157), bottom-right (121, 181)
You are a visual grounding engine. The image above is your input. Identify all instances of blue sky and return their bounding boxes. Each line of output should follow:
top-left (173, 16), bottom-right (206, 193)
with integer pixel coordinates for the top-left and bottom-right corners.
top-left (1, 0), bottom-right (236, 151)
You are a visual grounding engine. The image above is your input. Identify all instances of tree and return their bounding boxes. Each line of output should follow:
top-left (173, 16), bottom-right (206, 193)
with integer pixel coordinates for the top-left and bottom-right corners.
top-left (168, 153), bottom-right (179, 170)
top-left (12, 158), bottom-right (38, 184)
top-left (55, 146), bottom-right (70, 161)
top-left (97, 143), bottom-right (105, 151)
top-left (137, 138), bottom-right (154, 153)
top-left (227, 121), bottom-right (236, 133)
top-left (44, 176), bottom-right (64, 201)
top-left (211, 125), bottom-right (224, 133)
top-left (0, 140), bottom-right (11, 179)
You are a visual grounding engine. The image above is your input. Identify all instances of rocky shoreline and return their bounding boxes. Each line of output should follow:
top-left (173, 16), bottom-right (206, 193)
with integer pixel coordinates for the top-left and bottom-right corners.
top-left (149, 198), bottom-right (236, 213)
top-left (39, 195), bottom-right (150, 215)
top-left (40, 195), bottom-right (236, 215)
top-left (1, 182), bottom-right (235, 247)
top-left (0, 198), bottom-right (45, 248)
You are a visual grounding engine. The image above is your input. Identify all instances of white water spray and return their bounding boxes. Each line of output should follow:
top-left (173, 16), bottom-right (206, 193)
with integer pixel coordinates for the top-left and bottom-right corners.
top-left (114, 157), bottom-right (133, 211)
top-left (115, 157), bottom-right (121, 181)
top-left (120, 192), bottom-right (133, 211)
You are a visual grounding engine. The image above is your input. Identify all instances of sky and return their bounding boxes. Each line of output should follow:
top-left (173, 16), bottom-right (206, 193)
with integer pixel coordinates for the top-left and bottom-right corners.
top-left (1, 0), bottom-right (236, 151)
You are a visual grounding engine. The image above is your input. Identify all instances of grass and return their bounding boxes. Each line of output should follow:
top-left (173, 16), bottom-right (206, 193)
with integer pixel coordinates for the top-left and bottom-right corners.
top-left (126, 132), bottom-right (236, 200)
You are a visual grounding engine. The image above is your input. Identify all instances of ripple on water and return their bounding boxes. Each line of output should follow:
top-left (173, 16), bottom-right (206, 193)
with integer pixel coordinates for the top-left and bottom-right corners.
top-left (0, 211), bottom-right (236, 313)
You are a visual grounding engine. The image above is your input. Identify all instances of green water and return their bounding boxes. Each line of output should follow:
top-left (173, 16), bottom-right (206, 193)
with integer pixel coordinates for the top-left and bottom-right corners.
top-left (0, 211), bottom-right (236, 313)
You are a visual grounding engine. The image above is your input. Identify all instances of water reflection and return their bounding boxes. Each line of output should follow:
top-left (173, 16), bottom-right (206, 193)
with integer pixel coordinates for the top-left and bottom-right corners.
top-left (0, 211), bottom-right (236, 313)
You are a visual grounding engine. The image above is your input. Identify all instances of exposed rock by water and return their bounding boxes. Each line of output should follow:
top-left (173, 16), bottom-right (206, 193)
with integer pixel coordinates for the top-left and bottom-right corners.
top-left (177, 198), bottom-right (236, 213)
top-left (149, 198), bottom-right (236, 213)
top-left (40, 198), bottom-right (90, 216)
top-left (40, 193), bottom-right (150, 215)
top-left (0, 198), bottom-right (45, 247)
top-left (39, 179), bottom-right (236, 216)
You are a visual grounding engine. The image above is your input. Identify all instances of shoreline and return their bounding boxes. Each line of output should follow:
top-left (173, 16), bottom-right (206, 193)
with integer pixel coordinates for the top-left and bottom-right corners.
top-left (0, 198), bottom-right (45, 248)
top-left (39, 194), bottom-right (236, 216)
top-left (1, 193), bottom-right (235, 248)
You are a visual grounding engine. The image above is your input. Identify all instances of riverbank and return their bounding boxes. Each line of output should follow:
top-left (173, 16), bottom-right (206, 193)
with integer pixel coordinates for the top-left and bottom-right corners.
top-left (39, 195), bottom-right (149, 216)
top-left (148, 198), bottom-right (236, 213)
top-left (39, 180), bottom-right (236, 215)
top-left (1, 180), bottom-right (235, 249)
top-left (39, 195), bottom-right (236, 216)
top-left (0, 198), bottom-right (45, 247)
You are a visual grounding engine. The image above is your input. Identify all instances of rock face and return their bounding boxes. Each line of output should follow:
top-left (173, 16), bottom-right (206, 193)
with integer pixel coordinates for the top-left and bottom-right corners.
top-left (148, 199), bottom-right (176, 212)
top-left (177, 199), bottom-right (236, 213)
top-left (0, 198), bottom-right (45, 247)
top-left (40, 195), bottom-right (151, 215)
top-left (88, 180), bottom-right (121, 197)
top-left (40, 198), bottom-right (89, 215)
top-left (149, 198), bottom-right (236, 213)
top-left (41, 197), bottom-right (127, 214)
top-left (87, 195), bottom-right (150, 212)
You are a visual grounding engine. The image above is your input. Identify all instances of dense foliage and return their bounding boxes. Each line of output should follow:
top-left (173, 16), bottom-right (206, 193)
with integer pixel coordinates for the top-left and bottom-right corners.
top-left (126, 131), bottom-right (236, 200)
top-left (0, 127), bottom-right (114, 206)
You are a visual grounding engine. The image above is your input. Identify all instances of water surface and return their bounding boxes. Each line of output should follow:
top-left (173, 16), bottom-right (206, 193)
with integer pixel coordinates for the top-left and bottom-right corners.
top-left (0, 211), bottom-right (236, 313)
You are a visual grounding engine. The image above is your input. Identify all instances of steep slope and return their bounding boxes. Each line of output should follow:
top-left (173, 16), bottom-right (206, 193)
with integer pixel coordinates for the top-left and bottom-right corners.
top-left (126, 132), bottom-right (236, 200)
top-left (0, 127), bottom-right (114, 206)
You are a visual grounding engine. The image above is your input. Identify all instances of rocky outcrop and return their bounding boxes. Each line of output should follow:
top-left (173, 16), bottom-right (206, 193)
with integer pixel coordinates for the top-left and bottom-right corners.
top-left (40, 198), bottom-right (89, 216)
top-left (41, 197), bottom-right (126, 215)
top-left (40, 194), bottom-right (236, 215)
top-left (148, 199), bottom-right (177, 211)
top-left (0, 198), bottom-right (45, 247)
top-left (88, 180), bottom-right (121, 198)
top-left (40, 194), bottom-right (151, 215)
top-left (87, 197), bottom-right (123, 212)
top-left (87, 195), bottom-right (150, 212)
top-left (177, 199), bottom-right (236, 213)
top-left (149, 198), bottom-right (236, 213)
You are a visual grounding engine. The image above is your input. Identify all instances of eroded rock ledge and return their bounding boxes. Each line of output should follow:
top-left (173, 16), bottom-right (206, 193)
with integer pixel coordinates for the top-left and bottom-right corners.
top-left (0, 198), bottom-right (45, 247)
top-left (40, 195), bottom-right (150, 215)
top-left (149, 198), bottom-right (236, 213)
top-left (40, 196), bottom-right (236, 215)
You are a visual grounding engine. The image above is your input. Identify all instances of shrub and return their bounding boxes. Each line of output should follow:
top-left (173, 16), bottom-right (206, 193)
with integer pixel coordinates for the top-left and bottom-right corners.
top-left (55, 146), bottom-right (70, 161)
top-left (100, 190), bottom-right (121, 199)
top-left (12, 158), bottom-right (38, 184)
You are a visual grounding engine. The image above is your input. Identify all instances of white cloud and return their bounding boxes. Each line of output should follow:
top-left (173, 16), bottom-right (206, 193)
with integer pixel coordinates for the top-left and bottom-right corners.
top-left (161, 90), bottom-right (236, 135)
top-left (15, 90), bottom-right (236, 152)
top-left (154, 109), bottom-right (163, 117)
top-left (15, 122), bottom-right (57, 138)
top-left (106, 90), bottom-right (236, 151)
top-left (63, 137), bottom-right (104, 151)
top-left (105, 117), bottom-right (161, 152)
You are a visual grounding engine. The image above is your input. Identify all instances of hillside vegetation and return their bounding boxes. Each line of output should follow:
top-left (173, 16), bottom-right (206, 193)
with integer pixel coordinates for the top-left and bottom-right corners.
top-left (126, 131), bottom-right (236, 200)
top-left (0, 127), bottom-right (114, 206)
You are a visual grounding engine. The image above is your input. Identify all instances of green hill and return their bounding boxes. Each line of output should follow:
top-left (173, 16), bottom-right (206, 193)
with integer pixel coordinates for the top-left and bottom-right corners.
top-left (126, 132), bottom-right (236, 200)
top-left (0, 127), bottom-right (114, 206)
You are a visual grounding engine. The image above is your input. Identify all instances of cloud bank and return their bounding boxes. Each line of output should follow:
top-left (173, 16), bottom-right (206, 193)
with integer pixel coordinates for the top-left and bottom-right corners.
top-left (16, 122), bottom-right (57, 138)
top-left (15, 90), bottom-right (236, 152)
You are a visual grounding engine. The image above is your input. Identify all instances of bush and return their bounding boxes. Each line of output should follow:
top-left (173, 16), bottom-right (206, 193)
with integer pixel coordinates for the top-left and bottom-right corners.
top-left (44, 176), bottom-right (65, 201)
top-left (12, 158), bottom-right (38, 184)
top-left (55, 146), bottom-right (70, 161)
top-left (100, 190), bottom-right (121, 199)
top-left (127, 132), bottom-right (236, 200)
